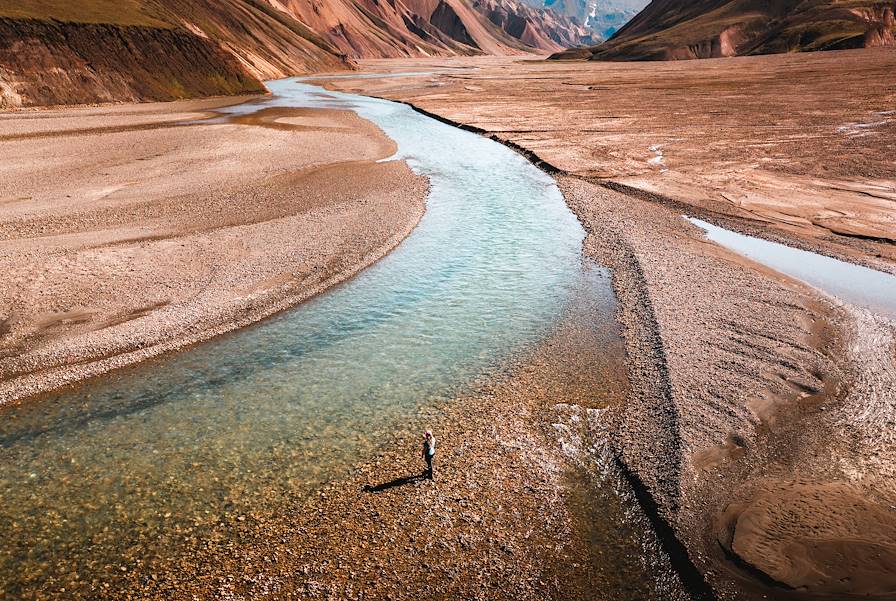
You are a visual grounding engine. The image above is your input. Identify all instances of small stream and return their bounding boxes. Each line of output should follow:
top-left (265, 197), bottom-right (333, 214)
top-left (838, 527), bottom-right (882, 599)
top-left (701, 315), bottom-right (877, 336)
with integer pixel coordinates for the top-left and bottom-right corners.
top-left (0, 80), bottom-right (636, 596)
top-left (689, 217), bottom-right (896, 318)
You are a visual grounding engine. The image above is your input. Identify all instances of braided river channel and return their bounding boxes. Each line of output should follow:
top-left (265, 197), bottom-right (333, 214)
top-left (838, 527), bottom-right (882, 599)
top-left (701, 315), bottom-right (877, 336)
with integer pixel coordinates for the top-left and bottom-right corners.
top-left (0, 78), bottom-right (639, 596)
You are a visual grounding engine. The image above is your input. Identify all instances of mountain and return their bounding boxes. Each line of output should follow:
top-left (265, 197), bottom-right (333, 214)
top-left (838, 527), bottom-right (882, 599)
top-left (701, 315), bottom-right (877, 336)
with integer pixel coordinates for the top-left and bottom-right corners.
top-left (0, 0), bottom-right (585, 108)
top-left (587, 0), bottom-right (650, 38)
top-left (474, 0), bottom-right (591, 50)
top-left (270, 0), bottom-right (587, 57)
top-left (520, 0), bottom-right (648, 39)
top-left (0, 0), bottom-right (349, 108)
top-left (553, 0), bottom-right (896, 60)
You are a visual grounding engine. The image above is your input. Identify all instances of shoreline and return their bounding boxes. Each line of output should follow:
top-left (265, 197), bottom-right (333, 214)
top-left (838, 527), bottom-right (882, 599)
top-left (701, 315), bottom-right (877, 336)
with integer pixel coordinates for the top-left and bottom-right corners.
top-left (0, 205), bottom-right (425, 405)
top-left (0, 93), bottom-right (267, 116)
top-left (104, 253), bottom-right (693, 601)
top-left (0, 98), bottom-right (428, 405)
top-left (320, 67), bottom-right (896, 599)
top-left (361, 90), bottom-right (895, 278)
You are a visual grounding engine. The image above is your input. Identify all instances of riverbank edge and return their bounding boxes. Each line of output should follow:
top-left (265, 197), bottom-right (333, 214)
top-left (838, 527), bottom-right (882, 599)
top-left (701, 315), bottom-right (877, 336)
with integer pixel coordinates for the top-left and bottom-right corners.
top-left (361, 93), bottom-right (895, 279)
top-left (358, 95), bottom-right (896, 599)
top-left (0, 182), bottom-right (427, 407)
top-left (371, 94), bottom-right (721, 591)
top-left (0, 93), bottom-right (267, 116)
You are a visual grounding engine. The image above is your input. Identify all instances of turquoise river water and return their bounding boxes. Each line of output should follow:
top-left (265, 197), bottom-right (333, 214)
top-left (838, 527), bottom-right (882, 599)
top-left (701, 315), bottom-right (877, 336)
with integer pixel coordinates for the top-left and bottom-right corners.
top-left (0, 79), bottom-right (605, 595)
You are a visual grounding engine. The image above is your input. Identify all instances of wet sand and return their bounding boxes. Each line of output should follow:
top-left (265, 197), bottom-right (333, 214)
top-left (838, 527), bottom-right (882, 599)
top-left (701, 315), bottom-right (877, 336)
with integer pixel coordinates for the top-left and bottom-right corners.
top-left (324, 55), bottom-right (896, 599)
top-left (0, 98), bottom-right (427, 404)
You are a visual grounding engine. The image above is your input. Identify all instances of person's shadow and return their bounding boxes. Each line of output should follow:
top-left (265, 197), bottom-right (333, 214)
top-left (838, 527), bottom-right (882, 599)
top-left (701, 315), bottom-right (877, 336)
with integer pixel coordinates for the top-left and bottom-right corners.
top-left (363, 473), bottom-right (426, 493)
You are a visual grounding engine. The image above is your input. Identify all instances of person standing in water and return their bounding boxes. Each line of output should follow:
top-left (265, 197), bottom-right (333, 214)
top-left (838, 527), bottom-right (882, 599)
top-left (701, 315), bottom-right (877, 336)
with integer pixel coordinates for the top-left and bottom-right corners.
top-left (422, 430), bottom-right (436, 480)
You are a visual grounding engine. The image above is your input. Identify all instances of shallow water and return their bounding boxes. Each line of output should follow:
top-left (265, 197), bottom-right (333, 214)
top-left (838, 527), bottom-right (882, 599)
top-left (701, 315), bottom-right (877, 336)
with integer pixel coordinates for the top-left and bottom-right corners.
top-left (689, 217), bottom-right (896, 318)
top-left (0, 80), bottom-right (595, 595)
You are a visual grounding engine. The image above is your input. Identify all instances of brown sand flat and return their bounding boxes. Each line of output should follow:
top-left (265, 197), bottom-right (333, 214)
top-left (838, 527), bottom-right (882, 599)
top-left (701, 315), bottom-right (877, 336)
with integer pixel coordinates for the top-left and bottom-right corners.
top-left (717, 480), bottom-right (896, 595)
top-left (329, 50), bottom-right (896, 269)
top-left (0, 96), bottom-right (258, 138)
top-left (0, 99), bottom-right (427, 403)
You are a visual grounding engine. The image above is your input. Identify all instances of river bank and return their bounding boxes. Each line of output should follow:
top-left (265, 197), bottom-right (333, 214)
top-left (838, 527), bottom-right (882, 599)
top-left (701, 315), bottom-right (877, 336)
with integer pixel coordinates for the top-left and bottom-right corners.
top-left (0, 97), bottom-right (427, 404)
top-left (561, 177), bottom-right (896, 599)
top-left (96, 260), bottom-right (690, 601)
top-left (328, 50), bottom-right (896, 270)
top-left (325, 59), bottom-right (896, 599)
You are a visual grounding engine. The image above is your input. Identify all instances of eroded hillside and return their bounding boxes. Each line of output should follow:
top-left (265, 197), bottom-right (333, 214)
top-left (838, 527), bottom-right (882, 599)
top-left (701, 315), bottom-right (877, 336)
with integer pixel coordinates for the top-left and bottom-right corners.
top-left (0, 0), bottom-right (350, 107)
top-left (270, 0), bottom-right (587, 57)
top-left (0, 0), bottom-right (587, 108)
top-left (553, 0), bottom-right (896, 60)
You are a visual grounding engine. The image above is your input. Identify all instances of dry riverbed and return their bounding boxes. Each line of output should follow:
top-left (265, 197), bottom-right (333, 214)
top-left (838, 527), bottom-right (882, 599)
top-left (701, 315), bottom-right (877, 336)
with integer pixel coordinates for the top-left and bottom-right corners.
top-left (0, 98), bottom-right (427, 403)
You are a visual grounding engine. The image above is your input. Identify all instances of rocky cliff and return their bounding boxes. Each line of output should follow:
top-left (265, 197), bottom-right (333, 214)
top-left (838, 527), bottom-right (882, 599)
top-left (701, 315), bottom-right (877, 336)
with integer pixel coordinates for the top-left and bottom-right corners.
top-left (0, 17), bottom-right (265, 108)
top-left (552, 0), bottom-right (896, 60)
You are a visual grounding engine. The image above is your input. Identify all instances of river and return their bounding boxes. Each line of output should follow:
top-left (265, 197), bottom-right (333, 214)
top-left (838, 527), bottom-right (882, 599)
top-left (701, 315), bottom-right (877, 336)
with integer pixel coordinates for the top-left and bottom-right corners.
top-left (0, 79), bottom-right (613, 596)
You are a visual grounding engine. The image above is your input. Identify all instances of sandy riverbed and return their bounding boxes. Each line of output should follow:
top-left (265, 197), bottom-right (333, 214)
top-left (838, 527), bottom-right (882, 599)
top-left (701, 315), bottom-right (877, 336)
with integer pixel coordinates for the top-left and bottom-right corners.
top-left (0, 98), bottom-right (427, 404)
top-left (324, 55), bottom-right (896, 600)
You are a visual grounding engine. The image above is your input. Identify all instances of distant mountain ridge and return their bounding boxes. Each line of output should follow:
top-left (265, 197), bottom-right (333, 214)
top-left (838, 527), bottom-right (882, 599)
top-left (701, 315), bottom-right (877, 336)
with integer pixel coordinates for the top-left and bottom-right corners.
top-left (585, 0), bottom-right (650, 38)
top-left (553, 0), bottom-right (896, 60)
top-left (269, 0), bottom-right (588, 58)
top-left (520, 0), bottom-right (648, 39)
top-left (0, 0), bottom-right (585, 108)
